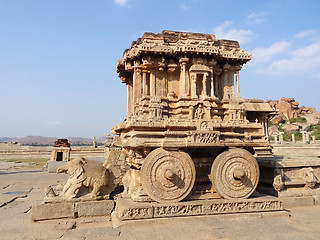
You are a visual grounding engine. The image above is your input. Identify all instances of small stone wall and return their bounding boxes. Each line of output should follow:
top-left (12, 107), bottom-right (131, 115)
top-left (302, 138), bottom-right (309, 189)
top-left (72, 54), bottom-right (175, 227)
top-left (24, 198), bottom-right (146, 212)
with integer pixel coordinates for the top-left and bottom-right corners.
top-left (272, 144), bottom-right (320, 157)
top-left (0, 146), bottom-right (106, 161)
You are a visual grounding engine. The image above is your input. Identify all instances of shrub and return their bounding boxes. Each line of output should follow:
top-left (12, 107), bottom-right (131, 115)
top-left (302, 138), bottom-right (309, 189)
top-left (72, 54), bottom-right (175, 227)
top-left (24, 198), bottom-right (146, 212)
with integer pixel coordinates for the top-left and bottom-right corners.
top-left (289, 116), bottom-right (307, 123)
top-left (308, 124), bottom-right (320, 140)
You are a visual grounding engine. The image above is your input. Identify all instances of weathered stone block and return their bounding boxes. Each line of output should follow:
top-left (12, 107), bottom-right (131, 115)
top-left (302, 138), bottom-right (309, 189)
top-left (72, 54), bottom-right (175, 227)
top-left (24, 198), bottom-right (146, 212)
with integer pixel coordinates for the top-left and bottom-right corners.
top-left (76, 200), bottom-right (114, 217)
top-left (31, 202), bottom-right (75, 221)
top-left (47, 161), bottom-right (65, 173)
top-left (114, 198), bottom-right (153, 220)
top-left (281, 196), bottom-right (315, 208)
top-left (113, 197), bottom-right (282, 222)
top-left (313, 195), bottom-right (320, 205)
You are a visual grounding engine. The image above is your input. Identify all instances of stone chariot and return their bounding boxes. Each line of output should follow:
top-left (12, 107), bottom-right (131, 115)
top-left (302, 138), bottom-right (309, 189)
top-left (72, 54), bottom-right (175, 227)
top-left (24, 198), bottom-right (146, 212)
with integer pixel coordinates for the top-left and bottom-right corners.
top-left (112, 30), bottom-right (274, 203)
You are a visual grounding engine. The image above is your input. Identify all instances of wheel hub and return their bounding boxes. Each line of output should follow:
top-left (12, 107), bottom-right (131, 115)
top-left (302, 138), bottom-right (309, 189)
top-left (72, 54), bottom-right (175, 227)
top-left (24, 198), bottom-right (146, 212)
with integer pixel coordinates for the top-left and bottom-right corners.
top-left (233, 167), bottom-right (246, 180)
top-left (164, 169), bottom-right (175, 180)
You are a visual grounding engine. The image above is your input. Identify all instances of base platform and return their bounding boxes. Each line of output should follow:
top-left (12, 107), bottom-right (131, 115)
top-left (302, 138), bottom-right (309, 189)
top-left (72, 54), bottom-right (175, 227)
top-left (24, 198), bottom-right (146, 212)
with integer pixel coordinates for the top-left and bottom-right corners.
top-left (112, 196), bottom-right (282, 224)
top-left (31, 200), bottom-right (114, 221)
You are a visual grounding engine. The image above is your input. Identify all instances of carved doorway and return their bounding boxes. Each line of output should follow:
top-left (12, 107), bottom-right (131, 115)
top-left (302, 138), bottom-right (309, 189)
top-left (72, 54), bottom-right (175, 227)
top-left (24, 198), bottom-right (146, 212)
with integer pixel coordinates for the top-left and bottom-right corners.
top-left (56, 152), bottom-right (63, 161)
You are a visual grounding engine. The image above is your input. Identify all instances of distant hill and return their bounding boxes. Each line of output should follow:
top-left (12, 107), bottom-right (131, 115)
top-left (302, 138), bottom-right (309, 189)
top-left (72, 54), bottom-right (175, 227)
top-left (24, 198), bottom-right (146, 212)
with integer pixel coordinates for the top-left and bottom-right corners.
top-left (0, 136), bottom-right (106, 146)
top-left (0, 137), bottom-right (16, 142)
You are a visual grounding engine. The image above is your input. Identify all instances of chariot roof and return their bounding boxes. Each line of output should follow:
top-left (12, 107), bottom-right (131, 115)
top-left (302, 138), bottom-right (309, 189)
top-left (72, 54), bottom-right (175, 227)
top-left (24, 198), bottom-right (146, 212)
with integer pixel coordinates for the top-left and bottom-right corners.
top-left (117, 30), bottom-right (251, 80)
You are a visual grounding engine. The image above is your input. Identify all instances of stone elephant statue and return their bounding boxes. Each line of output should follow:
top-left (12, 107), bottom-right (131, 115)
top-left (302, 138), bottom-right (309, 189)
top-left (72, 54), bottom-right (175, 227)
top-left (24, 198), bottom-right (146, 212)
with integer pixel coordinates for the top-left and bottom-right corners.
top-left (45, 157), bottom-right (114, 201)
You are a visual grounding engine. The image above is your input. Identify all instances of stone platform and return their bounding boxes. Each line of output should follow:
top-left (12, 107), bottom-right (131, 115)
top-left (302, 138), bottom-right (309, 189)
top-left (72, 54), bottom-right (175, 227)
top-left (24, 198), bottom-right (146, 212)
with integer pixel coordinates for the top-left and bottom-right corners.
top-left (112, 196), bottom-right (282, 226)
top-left (257, 156), bottom-right (320, 198)
top-left (31, 200), bottom-right (114, 221)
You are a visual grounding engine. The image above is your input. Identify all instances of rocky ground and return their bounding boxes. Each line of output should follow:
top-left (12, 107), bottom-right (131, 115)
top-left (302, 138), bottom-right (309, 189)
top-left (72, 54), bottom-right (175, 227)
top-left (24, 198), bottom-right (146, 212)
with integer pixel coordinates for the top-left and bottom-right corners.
top-left (1, 161), bottom-right (320, 240)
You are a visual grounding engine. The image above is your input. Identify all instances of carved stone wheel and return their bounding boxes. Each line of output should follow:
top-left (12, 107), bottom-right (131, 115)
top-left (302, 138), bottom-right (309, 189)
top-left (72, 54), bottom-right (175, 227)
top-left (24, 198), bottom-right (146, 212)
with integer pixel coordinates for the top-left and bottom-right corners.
top-left (140, 148), bottom-right (196, 203)
top-left (210, 148), bottom-right (260, 199)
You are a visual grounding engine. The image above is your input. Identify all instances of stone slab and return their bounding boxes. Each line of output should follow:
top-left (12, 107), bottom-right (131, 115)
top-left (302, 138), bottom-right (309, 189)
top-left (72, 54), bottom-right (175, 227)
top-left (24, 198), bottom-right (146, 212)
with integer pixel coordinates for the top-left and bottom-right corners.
top-left (257, 156), bottom-right (320, 168)
top-left (76, 200), bottom-right (114, 217)
top-left (313, 195), bottom-right (320, 205)
top-left (32, 200), bottom-right (114, 221)
top-left (31, 202), bottom-right (75, 221)
top-left (278, 188), bottom-right (320, 198)
top-left (281, 196), bottom-right (315, 208)
top-left (113, 197), bottom-right (283, 222)
top-left (47, 161), bottom-right (66, 173)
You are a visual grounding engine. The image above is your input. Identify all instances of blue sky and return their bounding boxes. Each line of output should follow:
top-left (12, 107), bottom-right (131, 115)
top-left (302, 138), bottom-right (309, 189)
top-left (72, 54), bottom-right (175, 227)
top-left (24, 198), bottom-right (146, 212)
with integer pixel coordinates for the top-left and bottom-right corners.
top-left (1, 0), bottom-right (319, 138)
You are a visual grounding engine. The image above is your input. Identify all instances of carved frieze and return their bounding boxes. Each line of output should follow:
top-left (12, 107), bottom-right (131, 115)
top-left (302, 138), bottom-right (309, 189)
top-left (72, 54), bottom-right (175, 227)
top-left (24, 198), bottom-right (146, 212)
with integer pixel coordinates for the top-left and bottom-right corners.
top-left (194, 132), bottom-right (219, 144)
top-left (115, 198), bottom-right (282, 221)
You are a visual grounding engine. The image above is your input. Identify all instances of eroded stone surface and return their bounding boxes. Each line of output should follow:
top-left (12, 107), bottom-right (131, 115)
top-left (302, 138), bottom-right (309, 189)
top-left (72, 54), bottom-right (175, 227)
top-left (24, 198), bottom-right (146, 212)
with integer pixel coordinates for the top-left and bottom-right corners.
top-left (31, 200), bottom-right (115, 221)
top-left (76, 200), bottom-right (114, 217)
top-left (44, 158), bottom-right (114, 202)
top-left (258, 156), bottom-right (320, 199)
top-left (113, 197), bottom-right (282, 221)
top-left (31, 202), bottom-right (75, 221)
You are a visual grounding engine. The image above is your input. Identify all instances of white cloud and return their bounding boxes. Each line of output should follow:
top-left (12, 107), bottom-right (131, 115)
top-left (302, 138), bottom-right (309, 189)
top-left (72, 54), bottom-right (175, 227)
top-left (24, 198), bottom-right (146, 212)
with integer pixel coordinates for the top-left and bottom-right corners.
top-left (46, 121), bottom-right (61, 126)
top-left (247, 12), bottom-right (266, 24)
top-left (251, 40), bottom-right (291, 63)
top-left (294, 30), bottom-right (317, 39)
top-left (213, 21), bottom-right (254, 44)
top-left (266, 40), bottom-right (320, 76)
top-left (115, 0), bottom-right (130, 7)
top-left (291, 42), bottom-right (320, 58)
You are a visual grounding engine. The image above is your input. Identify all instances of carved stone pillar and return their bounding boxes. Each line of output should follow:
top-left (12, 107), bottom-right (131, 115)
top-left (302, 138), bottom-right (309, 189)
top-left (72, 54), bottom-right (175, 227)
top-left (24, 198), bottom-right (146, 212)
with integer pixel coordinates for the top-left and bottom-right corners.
top-left (127, 83), bottom-right (130, 114)
top-left (292, 134), bottom-right (296, 144)
top-left (306, 132), bottom-right (310, 143)
top-left (191, 73), bottom-right (197, 100)
top-left (189, 106), bottom-right (194, 119)
top-left (279, 132), bottom-right (284, 144)
top-left (302, 131), bottom-right (306, 144)
top-left (202, 73), bottom-right (208, 100)
top-left (133, 69), bottom-right (137, 103)
top-left (213, 68), bottom-right (222, 98)
top-left (221, 64), bottom-right (235, 99)
top-left (210, 67), bottom-right (215, 98)
top-left (181, 62), bottom-right (187, 98)
top-left (236, 71), bottom-right (240, 98)
top-left (135, 69), bottom-right (142, 101)
top-left (167, 67), bottom-right (176, 98)
top-left (150, 69), bottom-right (156, 97)
top-left (142, 70), bottom-right (147, 97)
top-left (265, 119), bottom-right (269, 138)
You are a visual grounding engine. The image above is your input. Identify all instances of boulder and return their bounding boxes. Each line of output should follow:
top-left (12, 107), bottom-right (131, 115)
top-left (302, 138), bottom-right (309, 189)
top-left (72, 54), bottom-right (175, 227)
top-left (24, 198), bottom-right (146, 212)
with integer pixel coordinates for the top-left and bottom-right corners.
top-left (270, 113), bottom-right (287, 124)
top-left (282, 123), bottom-right (300, 132)
top-left (303, 113), bottom-right (320, 125)
top-left (277, 100), bottom-right (294, 119)
top-left (299, 106), bottom-right (315, 115)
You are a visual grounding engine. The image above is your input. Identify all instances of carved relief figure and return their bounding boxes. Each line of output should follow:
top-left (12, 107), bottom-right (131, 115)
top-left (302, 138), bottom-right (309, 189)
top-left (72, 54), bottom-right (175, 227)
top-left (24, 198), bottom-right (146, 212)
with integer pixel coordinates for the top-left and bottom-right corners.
top-left (195, 104), bottom-right (205, 119)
